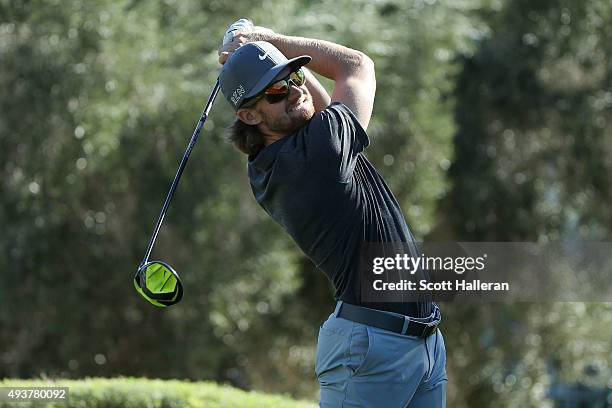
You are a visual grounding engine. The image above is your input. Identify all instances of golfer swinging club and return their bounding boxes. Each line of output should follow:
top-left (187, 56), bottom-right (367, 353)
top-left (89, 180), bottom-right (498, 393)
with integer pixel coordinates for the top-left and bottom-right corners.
top-left (218, 19), bottom-right (447, 407)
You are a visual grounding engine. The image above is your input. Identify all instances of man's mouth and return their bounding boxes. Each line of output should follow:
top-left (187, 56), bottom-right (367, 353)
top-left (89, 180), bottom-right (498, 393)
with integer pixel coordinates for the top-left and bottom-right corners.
top-left (288, 97), bottom-right (305, 112)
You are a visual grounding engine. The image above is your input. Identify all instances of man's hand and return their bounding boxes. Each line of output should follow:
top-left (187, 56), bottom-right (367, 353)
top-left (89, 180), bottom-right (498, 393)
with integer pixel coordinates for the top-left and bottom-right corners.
top-left (222, 18), bottom-right (253, 46)
top-left (218, 19), bottom-right (275, 65)
top-left (218, 33), bottom-right (249, 65)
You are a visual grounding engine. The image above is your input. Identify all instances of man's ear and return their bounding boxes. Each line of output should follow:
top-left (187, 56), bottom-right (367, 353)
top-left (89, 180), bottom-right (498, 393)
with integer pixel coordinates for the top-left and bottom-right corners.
top-left (236, 108), bottom-right (262, 126)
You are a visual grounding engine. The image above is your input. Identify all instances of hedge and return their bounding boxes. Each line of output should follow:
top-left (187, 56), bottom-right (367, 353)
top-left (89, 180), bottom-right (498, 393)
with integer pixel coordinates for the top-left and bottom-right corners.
top-left (0, 378), bottom-right (317, 408)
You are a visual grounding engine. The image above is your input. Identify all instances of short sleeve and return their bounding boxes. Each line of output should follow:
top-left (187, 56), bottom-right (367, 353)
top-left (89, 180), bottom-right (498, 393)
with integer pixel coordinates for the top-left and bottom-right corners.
top-left (303, 102), bottom-right (370, 182)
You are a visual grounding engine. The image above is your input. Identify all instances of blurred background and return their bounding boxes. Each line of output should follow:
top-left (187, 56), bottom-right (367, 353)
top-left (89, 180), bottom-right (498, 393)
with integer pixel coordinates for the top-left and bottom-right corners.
top-left (1, 0), bottom-right (611, 406)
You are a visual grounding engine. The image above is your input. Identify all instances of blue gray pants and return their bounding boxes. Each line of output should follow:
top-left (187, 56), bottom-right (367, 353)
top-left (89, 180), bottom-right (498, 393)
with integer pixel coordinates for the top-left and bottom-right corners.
top-left (315, 307), bottom-right (447, 407)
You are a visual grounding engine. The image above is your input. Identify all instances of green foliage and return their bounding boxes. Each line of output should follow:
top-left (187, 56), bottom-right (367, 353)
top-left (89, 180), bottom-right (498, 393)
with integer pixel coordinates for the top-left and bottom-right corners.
top-left (449, 0), bottom-right (612, 241)
top-left (0, 0), bottom-right (477, 394)
top-left (440, 0), bottom-right (612, 406)
top-left (1, 0), bottom-right (611, 406)
top-left (0, 378), bottom-right (316, 408)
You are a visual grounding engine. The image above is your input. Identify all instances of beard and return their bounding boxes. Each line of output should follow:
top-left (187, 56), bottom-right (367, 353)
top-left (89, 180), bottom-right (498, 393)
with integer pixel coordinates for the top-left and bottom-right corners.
top-left (263, 94), bottom-right (315, 135)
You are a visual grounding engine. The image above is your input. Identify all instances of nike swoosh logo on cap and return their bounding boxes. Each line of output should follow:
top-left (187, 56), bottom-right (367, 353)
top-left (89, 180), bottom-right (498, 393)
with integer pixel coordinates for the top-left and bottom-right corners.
top-left (258, 53), bottom-right (268, 60)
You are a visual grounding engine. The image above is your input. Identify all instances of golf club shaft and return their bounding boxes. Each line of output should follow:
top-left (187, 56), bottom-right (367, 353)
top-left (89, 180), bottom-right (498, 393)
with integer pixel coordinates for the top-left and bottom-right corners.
top-left (140, 79), bottom-right (221, 268)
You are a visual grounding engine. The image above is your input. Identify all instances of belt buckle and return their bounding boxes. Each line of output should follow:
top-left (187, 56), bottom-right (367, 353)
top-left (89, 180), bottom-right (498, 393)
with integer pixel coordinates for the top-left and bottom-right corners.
top-left (421, 323), bottom-right (438, 338)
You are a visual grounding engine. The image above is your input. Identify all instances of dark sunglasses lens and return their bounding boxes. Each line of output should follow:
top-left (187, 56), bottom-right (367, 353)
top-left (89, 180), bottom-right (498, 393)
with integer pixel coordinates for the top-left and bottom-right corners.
top-left (259, 69), bottom-right (306, 105)
top-left (290, 69), bottom-right (305, 86)
top-left (263, 79), bottom-right (289, 104)
top-left (265, 80), bottom-right (289, 95)
top-left (265, 93), bottom-right (288, 104)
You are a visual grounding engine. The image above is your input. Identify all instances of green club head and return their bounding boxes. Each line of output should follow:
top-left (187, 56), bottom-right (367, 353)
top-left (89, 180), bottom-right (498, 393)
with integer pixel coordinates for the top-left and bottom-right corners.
top-left (134, 261), bottom-right (183, 307)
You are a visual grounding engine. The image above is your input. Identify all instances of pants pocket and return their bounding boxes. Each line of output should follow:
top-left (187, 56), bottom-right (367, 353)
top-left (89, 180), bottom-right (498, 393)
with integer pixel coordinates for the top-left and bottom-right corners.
top-left (348, 324), bottom-right (372, 376)
top-left (315, 323), bottom-right (348, 381)
top-left (315, 318), bottom-right (374, 383)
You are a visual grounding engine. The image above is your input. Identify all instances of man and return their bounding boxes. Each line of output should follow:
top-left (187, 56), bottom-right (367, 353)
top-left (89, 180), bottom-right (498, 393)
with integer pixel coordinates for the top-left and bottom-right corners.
top-left (218, 19), bottom-right (447, 407)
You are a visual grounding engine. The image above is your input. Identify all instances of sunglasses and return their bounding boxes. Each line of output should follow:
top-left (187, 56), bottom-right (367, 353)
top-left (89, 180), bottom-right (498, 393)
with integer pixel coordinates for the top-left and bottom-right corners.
top-left (241, 68), bottom-right (306, 108)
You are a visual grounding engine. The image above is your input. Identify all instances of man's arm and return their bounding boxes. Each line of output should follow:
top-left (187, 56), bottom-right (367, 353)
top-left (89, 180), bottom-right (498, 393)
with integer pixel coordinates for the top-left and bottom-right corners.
top-left (302, 67), bottom-right (331, 113)
top-left (220, 32), bottom-right (376, 129)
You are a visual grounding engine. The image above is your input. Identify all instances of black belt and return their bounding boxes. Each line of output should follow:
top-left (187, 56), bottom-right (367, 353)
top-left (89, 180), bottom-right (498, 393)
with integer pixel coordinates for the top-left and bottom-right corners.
top-left (336, 301), bottom-right (440, 338)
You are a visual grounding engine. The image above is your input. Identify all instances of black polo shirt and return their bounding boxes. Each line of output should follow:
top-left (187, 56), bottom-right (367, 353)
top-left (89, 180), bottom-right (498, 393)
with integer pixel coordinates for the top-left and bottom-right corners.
top-left (248, 102), bottom-right (432, 317)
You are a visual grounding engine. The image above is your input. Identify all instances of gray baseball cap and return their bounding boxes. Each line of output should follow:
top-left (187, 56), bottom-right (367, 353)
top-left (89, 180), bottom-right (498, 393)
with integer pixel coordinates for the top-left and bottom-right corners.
top-left (219, 41), bottom-right (311, 110)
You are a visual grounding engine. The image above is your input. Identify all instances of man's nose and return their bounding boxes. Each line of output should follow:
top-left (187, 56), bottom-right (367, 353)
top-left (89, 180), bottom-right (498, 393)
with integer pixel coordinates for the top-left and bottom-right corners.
top-left (287, 83), bottom-right (303, 102)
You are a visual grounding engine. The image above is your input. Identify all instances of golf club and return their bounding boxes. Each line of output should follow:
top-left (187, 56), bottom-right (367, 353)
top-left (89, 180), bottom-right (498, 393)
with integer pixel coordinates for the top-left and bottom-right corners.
top-left (134, 79), bottom-right (221, 307)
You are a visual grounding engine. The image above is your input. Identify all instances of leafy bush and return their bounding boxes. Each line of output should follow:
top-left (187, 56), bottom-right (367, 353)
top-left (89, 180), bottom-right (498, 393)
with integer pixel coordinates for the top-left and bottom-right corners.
top-left (0, 378), bottom-right (317, 408)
